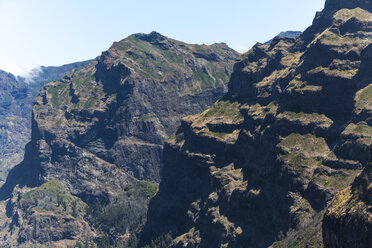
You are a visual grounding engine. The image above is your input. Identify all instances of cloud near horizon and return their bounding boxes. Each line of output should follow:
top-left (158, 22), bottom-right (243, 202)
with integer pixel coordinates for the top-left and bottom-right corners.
top-left (0, 60), bottom-right (40, 78)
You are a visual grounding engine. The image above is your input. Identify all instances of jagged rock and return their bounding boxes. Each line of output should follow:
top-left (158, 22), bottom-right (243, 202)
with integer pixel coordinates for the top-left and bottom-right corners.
top-left (323, 163), bottom-right (372, 248)
top-left (0, 32), bottom-right (238, 247)
top-left (140, 1), bottom-right (372, 247)
top-left (0, 61), bottom-right (91, 186)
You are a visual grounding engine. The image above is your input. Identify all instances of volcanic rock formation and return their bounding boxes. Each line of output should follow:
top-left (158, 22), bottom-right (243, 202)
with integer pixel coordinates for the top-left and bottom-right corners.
top-left (140, 1), bottom-right (372, 247)
top-left (0, 32), bottom-right (238, 247)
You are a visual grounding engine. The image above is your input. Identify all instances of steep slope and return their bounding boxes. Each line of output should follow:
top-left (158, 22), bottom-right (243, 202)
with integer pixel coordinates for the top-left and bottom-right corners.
top-left (322, 162), bottom-right (372, 248)
top-left (0, 70), bottom-right (31, 182)
top-left (0, 61), bottom-right (91, 184)
top-left (0, 32), bottom-right (238, 247)
top-left (140, 1), bottom-right (372, 247)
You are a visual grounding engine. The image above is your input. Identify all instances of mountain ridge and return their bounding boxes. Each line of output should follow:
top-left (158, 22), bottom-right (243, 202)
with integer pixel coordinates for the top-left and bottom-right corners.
top-left (0, 32), bottom-right (239, 247)
top-left (140, 1), bottom-right (372, 247)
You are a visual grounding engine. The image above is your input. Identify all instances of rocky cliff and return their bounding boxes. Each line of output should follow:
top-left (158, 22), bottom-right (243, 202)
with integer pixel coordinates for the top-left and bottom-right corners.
top-left (0, 32), bottom-right (238, 247)
top-left (322, 161), bottom-right (372, 248)
top-left (140, 1), bottom-right (372, 247)
top-left (0, 61), bottom-right (91, 184)
top-left (0, 70), bottom-right (29, 183)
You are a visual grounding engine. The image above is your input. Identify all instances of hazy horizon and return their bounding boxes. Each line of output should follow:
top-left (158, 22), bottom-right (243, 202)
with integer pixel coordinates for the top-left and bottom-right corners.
top-left (0, 0), bottom-right (325, 76)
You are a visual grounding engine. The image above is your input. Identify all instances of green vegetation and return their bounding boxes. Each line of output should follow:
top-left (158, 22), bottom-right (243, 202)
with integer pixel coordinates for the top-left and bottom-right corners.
top-left (163, 50), bottom-right (184, 65)
top-left (207, 63), bottom-right (228, 85)
top-left (72, 71), bottom-right (96, 90)
top-left (281, 153), bottom-right (322, 169)
top-left (112, 36), bottom-right (189, 81)
top-left (278, 133), bottom-right (330, 157)
top-left (194, 69), bottom-right (215, 90)
top-left (47, 83), bottom-right (70, 107)
top-left (342, 123), bottom-right (372, 138)
top-left (83, 97), bottom-right (96, 109)
top-left (203, 100), bottom-right (243, 120)
top-left (324, 35), bottom-right (342, 41)
top-left (353, 124), bottom-right (372, 135)
top-left (246, 102), bottom-right (278, 120)
top-left (313, 172), bottom-right (350, 189)
top-left (334, 8), bottom-right (372, 22)
top-left (124, 184), bottom-right (134, 197)
top-left (281, 111), bottom-right (328, 120)
top-left (137, 181), bottom-right (158, 199)
top-left (69, 70), bottom-right (101, 110)
top-left (88, 194), bottom-right (147, 247)
top-left (21, 179), bottom-right (85, 216)
top-left (355, 84), bottom-right (372, 111)
top-left (210, 131), bottom-right (229, 138)
top-left (89, 200), bottom-right (141, 234)
top-left (111, 35), bottom-right (234, 93)
top-left (327, 186), bottom-right (354, 214)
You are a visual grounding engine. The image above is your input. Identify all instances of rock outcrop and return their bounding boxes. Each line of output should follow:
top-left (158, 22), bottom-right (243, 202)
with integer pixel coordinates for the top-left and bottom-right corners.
top-left (140, 1), bottom-right (372, 247)
top-left (0, 32), bottom-right (238, 247)
top-left (323, 161), bottom-right (372, 248)
top-left (0, 61), bottom-right (91, 185)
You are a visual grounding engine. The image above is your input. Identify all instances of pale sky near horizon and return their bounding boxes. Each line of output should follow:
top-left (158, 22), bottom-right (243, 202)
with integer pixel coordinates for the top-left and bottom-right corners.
top-left (0, 0), bottom-right (325, 76)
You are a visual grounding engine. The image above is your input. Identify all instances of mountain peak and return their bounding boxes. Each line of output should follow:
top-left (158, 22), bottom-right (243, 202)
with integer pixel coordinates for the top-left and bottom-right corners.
top-left (133, 31), bottom-right (167, 43)
top-left (325, 0), bottom-right (372, 12)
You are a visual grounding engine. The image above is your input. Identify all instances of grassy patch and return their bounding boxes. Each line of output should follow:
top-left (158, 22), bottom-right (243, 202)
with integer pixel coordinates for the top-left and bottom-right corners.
top-left (327, 186), bottom-right (353, 214)
top-left (315, 167), bottom-right (361, 191)
top-left (194, 69), bottom-right (215, 90)
top-left (355, 84), bottom-right (372, 110)
top-left (47, 83), bottom-right (70, 107)
top-left (203, 100), bottom-right (243, 120)
top-left (137, 181), bottom-right (158, 199)
top-left (278, 133), bottom-right (330, 157)
top-left (334, 8), bottom-right (372, 22)
top-left (209, 131), bottom-right (229, 138)
top-left (342, 123), bottom-right (372, 138)
top-left (281, 153), bottom-right (322, 169)
top-left (281, 111), bottom-right (328, 121)
top-left (21, 179), bottom-right (85, 217)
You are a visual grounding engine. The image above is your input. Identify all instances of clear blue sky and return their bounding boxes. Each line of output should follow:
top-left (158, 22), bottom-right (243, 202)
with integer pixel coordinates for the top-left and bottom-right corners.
top-left (0, 0), bottom-right (325, 76)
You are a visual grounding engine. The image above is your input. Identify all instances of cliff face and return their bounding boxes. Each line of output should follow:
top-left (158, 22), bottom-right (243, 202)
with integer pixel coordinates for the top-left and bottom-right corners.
top-left (322, 162), bottom-right (372, 248)
top-left (0, 61), bottom-right (91, 184)
top-left (141, 2), bottom-right (372, 247)
top-left (0, 70), bottom-right (29, 183)
top-left (0, 32), bottom-right (238, 247)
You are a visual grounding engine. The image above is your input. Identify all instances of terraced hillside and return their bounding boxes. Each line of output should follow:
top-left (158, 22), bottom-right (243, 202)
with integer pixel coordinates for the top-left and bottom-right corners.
top-left (140, 1), bottom-right (372, 247)
top-left (0, 32), bottom-right (238, 247)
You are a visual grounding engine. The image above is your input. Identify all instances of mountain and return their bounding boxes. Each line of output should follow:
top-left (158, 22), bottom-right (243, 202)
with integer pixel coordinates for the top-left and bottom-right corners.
top-left (140, 1), bottom-right (372, 247)
top-left (264, 31), bottom-right (302, 44)
top-left (0, 32), bottom-right (239, 247)
top-left (0, 61), bottom-right (91, 184)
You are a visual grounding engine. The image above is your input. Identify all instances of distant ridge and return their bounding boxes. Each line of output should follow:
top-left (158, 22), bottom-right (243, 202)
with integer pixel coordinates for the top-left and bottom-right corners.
top-left (264, 30), bottom-right (302, 44)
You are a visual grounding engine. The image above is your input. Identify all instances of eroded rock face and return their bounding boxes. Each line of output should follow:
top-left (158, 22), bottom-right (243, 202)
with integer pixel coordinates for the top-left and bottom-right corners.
top-left (323, 163), bottom-right (372, 248)
top-left (0, 61), bottom-right (91, 186)
top-left (140, 2), bottom-right (372, 247)
top-left (0, 180), bottom-right (95, 247)
top-left (0, 32), bottom-right (238, 247)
